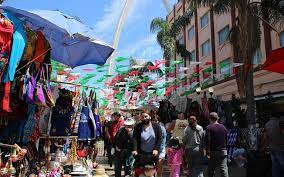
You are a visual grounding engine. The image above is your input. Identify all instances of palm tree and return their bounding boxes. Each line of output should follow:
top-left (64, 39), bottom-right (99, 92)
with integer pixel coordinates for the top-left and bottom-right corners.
top-left (150, 10), bottom-right (194, 60)
top-left (187, 0), bottom-right (284, 125)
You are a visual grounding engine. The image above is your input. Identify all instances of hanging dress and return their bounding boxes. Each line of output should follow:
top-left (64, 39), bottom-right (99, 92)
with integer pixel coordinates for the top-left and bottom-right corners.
top-left (78, 102), bottom-right (96, 141)
top-left (50, 92), bottom-right (74, 136)
top-left (2, 11), bottom-right (27, 82)
top-left (0, 15), bottom-right (13, 81)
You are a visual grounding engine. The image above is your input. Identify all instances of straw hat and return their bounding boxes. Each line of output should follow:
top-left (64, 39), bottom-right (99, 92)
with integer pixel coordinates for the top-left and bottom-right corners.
top-left (93, 165), bottom-right (109, 177)
top-left (124, 118), bottom-right (136, 126)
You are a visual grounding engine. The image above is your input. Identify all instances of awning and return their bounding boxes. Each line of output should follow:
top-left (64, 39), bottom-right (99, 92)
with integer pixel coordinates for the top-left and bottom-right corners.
top-left (262, 47), bottom-right (284, 74)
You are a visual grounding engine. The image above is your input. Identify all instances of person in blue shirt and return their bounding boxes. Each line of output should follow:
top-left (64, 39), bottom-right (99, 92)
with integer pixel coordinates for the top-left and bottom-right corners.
top-left (151, 115), bottom-right (167, 177)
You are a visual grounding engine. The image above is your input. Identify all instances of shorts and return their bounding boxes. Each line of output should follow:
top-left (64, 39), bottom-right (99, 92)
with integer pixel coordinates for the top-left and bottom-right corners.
top-left (159, 149), bottom-right (166, 159)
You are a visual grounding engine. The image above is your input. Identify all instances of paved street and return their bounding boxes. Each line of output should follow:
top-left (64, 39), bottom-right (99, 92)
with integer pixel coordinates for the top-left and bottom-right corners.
top-left (96, 155), bottom-right (246, 177)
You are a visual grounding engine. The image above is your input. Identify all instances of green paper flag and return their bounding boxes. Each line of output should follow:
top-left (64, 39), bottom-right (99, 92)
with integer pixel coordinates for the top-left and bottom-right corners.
top-left (170, 60), bottom-right (184, 66)
top-left (203, 67), bottom-right (213, 73)
top-left (181, 90), bottom-right (193, 96)
top-left (116, 57), bottom-right (127, 62)
top-left (79, 74), bottom-right (96, 85)
top-left (96, 77), bottom-right (106, 83)
top-left (156, 89), bottom-right (164, 96)
top-left (104, 74), bottom-right (113, 78)
top-left (102, 99), bottom-right (109, 106)
top-left (192, 73), bottom-right (199, 78)
top-left (164, 67), bottom-right (175, 72)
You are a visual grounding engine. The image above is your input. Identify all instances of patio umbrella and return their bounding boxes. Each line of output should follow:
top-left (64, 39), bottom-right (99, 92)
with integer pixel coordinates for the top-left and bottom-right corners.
top-left (0, 6), bottom-right (114, 68)
top-left (262, 47), bottom-right (284, 74)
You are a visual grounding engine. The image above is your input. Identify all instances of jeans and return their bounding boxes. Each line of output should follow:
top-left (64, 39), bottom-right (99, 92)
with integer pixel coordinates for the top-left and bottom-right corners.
top-left (270, 150), bottom-right (284, 177)
top-left (114, 150), bottom-right (134, 177)
top-left (207, 151), bottom-right (229, 177)
top-left (186, 147), bottom-right (204, 177)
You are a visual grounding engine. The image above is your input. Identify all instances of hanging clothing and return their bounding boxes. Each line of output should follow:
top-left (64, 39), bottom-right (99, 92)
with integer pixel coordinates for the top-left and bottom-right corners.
top-left (1, 82), bottom-right (11, 111)
top-left (50, 90), bottom-right (74, 136)
top-left (2, 11), bottom-right (27, 82)
top-left (78, 103), bottom-right (96, 140)
top-left (22, 26), bottom-right (37, 61)
top-left (21, 104), bottom-right (36, 143)
top-left (33, 31), bottom-right (50, 63)
top-left (94, 114), bottom-right (101, 139)
top-left (15, 26), bottom-right (38, 76)
top-left (0, 16), bottom-right (13, 81)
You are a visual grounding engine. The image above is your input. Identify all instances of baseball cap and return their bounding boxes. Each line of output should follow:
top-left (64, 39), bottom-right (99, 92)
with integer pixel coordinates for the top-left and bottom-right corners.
top-left (124, 118), bottom-right (136, 126)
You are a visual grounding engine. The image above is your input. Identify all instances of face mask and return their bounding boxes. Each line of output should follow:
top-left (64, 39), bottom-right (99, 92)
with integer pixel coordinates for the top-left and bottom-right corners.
top-left (142, 119), bottom-right (151, 125)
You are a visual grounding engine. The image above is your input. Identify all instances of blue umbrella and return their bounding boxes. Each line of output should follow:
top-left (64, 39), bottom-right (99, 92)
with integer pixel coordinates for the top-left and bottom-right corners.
top-left (0, 6), bottom-right (114, 68)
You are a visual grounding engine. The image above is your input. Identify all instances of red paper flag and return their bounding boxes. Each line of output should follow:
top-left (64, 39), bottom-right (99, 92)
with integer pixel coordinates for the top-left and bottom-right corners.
top-left (128, 70), bottom-right (140, 76)
top-left (204, 61), bottom-right (213, 65)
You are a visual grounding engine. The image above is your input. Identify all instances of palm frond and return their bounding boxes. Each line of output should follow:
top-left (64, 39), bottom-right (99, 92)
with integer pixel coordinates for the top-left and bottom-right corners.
top-left (150, 18), bottom-right (167, 33)
top-left (176, 41), bottom-right (190, 58)
top-left (212, 0), bottom-right (235, 14)
top-left (258, 0), bottom-right (284, 27)
top-left (170, 10), bottom-right (194, 37)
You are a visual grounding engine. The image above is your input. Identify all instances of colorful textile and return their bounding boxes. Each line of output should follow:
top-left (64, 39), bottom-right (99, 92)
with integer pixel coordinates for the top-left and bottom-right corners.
top-left (22, 27), bottom-right (38, 61)
top-left (167, 148), bottom-right (183, 165)
top-left (0, 16), bottom-right (13, 54)
top-left (78, 104), bottom-right (96, 140)
top-left (1, 82), bottom-right (11, 111)
top-left (33, 31), bottom-right (50, 63)
top-left (109, 118), bottom-right (124, 142)
top-left (22, 104), bottom-right (36, 143)
top-left (227, 129), bottom-right (238, 159)
top-left (50, 106), bottom-right (74, 136)
top-left (94, 114), bottom-right (101, 138)
top-left (2, 11), bottom-right (27, 82)
top-left (0, 16), bottom-right (13, 80)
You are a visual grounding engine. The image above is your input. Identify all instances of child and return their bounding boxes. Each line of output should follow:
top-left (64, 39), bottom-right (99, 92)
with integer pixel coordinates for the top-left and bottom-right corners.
top-left (167, 138), bottom-right (183, 177)
top-left (139, 164), bottom-right (156, 177)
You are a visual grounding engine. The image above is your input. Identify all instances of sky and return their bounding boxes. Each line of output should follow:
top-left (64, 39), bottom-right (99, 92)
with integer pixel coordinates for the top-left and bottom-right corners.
top-left (3, 0), bottom-right (178, 61)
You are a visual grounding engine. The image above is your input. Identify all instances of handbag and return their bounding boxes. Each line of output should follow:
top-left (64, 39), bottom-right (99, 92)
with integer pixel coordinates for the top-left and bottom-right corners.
top-left (34, 66), bottom-right (47, 107)
top-left (42, 64), bottom-right (55, 107)
top-left (25, 67), bottom-right (36, 104)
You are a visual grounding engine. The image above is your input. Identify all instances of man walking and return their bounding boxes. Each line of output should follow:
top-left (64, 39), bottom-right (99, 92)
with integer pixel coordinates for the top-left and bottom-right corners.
top-left (113, 118), bottom-right (136, 177)
top-left (205, 112), bottom-right (229, 177)
top-left (264, 112), bottom-right (284, 177)
top-left (183, 116), bottom-right (204, 177)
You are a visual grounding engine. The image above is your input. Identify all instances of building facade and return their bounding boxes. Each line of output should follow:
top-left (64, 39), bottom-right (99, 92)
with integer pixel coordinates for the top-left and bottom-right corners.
top-left (166, 0), bottom-right (284, 101)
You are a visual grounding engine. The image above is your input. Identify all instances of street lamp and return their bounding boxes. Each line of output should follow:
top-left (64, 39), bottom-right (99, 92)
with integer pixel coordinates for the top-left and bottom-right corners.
top-left (209, 87), bottom-right (214, 97)
top-left (196, 87), bottom-right (201, 95)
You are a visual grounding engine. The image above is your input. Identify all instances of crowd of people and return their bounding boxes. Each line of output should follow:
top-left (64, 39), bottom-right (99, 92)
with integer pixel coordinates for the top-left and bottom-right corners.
top-left (100, 110), bottom-right (284, 177)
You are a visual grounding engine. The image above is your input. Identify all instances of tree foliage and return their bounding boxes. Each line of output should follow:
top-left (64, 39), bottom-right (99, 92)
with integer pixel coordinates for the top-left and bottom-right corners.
top-left (150, 9), bottom-right (194, 59)
top-left (187, 0), bottom-right (284, 124)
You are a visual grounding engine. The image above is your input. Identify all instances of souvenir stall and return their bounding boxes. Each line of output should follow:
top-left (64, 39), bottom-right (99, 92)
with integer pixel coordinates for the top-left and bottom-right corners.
top-left (0, 6), bottom-right (113, 177)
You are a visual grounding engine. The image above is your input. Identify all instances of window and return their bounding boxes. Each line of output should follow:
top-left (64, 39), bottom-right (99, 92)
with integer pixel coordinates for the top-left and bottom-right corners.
top-left (188, 26), bottom-right (195, 41)
top-left (200, 12), bottom-right (209, 28)
top-left (190, 50), bottom-right (196, 62)
top-left (178, 36), bottom-right (184, 45)
top-left (253, 48), bottom-right (263, 65)
top-left (280, 31), bottom-right (284, 47)
top-left (201, 40), bottom-right (211, 57)
top-left (219, 58), bottom-right (232, 77)
top-left (218, 26), bottom-right (230, 45)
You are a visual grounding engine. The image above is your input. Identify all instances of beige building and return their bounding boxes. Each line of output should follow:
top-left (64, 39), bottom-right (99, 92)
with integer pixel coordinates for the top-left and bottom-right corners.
top-left (166, 0), bottom-right (284, 101)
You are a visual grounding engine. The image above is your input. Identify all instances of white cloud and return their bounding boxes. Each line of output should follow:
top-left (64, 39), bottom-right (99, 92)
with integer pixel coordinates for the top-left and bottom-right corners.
top-left (118, 34), bottom-right (163, 61)
top-left (93, 0), bottom-right (125, 42)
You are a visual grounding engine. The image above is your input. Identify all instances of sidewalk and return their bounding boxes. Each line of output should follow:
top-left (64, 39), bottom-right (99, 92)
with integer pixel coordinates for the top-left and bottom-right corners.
top-left (96, 155), bottom-right (246, 177)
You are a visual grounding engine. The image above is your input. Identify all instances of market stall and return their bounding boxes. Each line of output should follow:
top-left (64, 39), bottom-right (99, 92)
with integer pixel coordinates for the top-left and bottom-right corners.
top-left (0, 6), bottom-right (113, 177)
